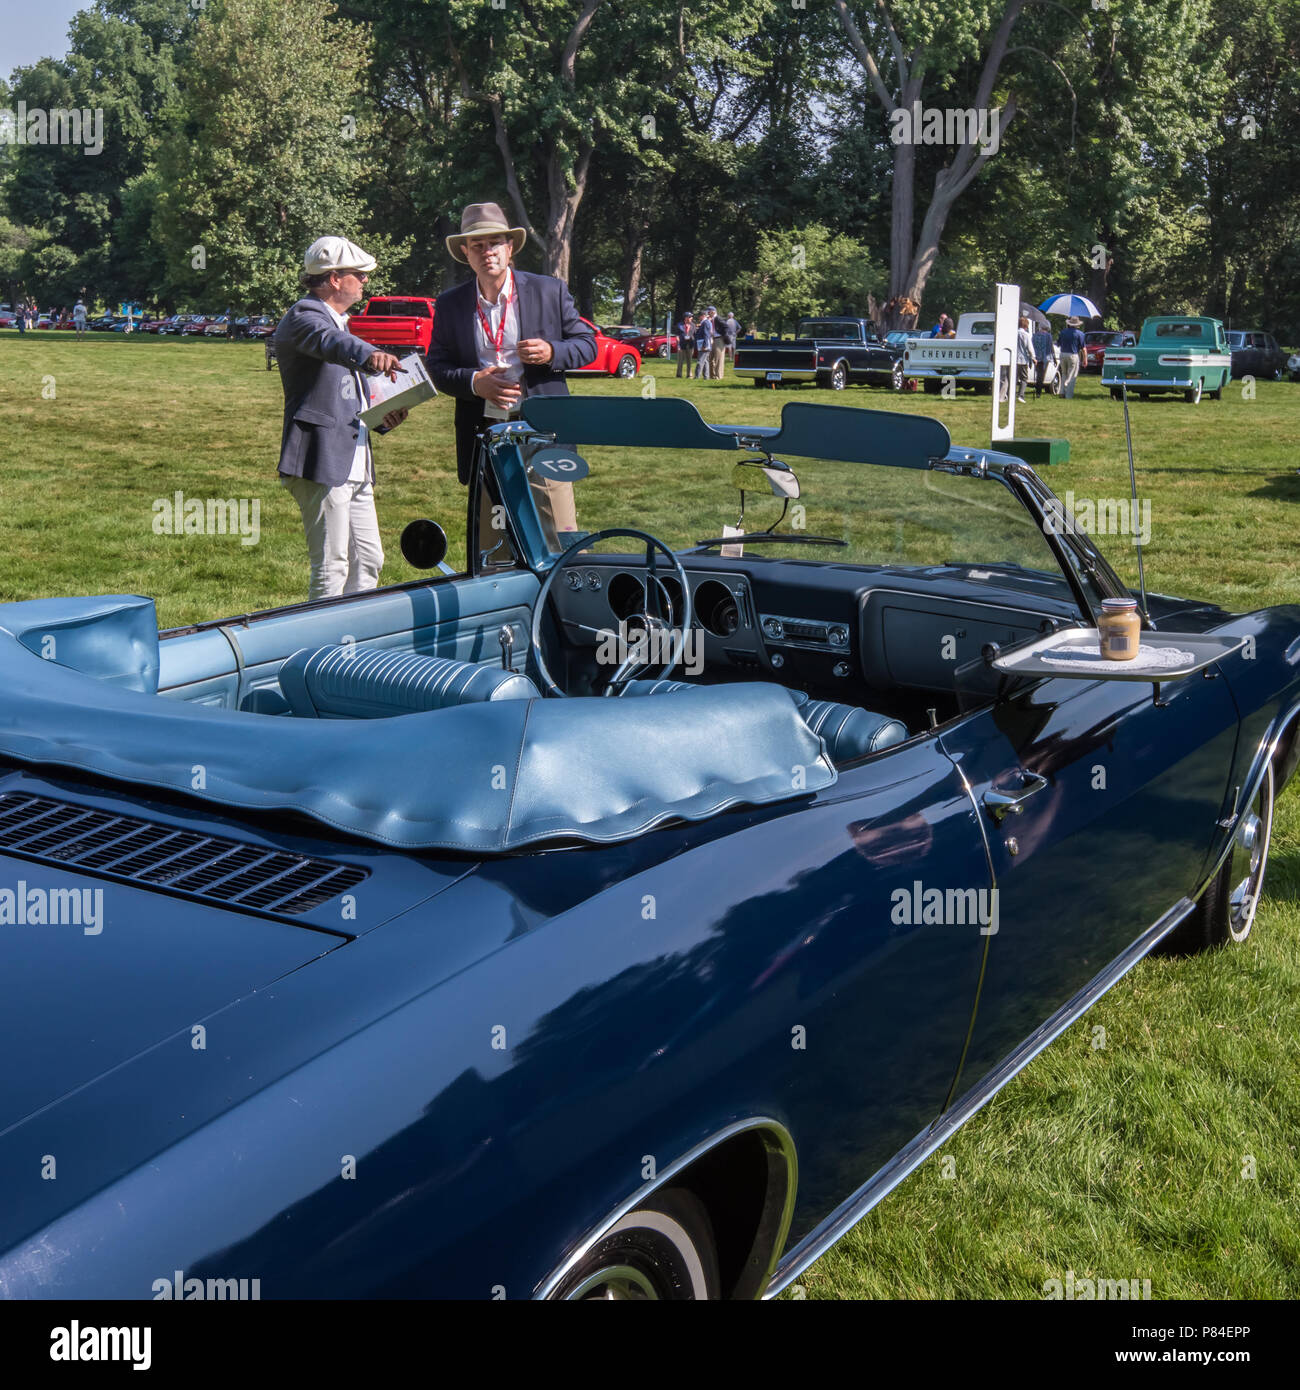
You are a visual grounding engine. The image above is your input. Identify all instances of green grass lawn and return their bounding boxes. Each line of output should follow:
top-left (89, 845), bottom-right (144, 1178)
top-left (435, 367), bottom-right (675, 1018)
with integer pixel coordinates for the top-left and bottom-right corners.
top-left (5, 330), bottom-right (1300, 1298)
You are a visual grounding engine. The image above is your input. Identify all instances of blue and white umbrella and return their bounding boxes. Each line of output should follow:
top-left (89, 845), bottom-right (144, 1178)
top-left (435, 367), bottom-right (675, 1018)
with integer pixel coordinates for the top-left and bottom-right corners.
top-left (1038, 293), bottom-right (1101, 320)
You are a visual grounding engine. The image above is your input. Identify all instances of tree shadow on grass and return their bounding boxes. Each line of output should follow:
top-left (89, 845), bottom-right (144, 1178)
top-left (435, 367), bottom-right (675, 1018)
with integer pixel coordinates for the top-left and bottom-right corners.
top-left (1247, 473), bottom-right (1300, 502)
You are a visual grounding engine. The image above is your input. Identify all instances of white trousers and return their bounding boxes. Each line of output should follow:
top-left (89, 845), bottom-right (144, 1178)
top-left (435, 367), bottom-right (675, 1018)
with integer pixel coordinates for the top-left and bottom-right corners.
top-left (280, 475), bottom-right (384, 600)
top-left (1059, 352), bottom-right (1080, 398)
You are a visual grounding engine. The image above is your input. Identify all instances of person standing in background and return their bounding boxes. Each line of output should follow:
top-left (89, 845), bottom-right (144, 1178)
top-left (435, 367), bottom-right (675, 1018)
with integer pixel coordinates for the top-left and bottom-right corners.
top-left (274, 235), bottom-right (408, 599)
top-left (675, 311), bottom-right (695, 378)
top-left (1057, 316), bottom-right (1085, 399)
top-left (693, 309), bottom-right (715, 378)
top-left (73, 298), bottom-right (88, 339)
top-left (708, 306), bottom-right (728, 380)
top-left (1031, 321), bottom-right (1053, 398)
top-left (1016, 315), bottom-right (1037, 403)
top-left (426, 201), bottom-right (596, 553)
top-left (724, 310), bottom-right (739, 361)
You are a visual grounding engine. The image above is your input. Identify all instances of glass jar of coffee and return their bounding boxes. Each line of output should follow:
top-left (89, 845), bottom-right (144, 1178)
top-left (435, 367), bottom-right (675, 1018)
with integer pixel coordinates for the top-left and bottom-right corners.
top-left (1098, 597), bottom-right (1141, 661)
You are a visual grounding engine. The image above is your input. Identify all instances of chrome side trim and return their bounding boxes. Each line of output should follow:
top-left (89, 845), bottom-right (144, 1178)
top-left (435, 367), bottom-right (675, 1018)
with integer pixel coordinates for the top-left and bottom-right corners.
top-left (534, 1116), bottom-right (798, 1300)
top-left (762, 895), bottom-right (1196, 1298)
top-left (1099, 377), bottom-right (1204, 389)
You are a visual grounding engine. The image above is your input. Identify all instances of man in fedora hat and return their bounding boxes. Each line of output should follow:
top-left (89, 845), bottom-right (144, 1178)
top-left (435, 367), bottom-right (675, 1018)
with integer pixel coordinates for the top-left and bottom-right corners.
top-left (274, 235), bottom-right (409, 599)
top-left (1057, 315), bottom-right (1086, 399)
top-left (427, 202), bottom-right (595, 556)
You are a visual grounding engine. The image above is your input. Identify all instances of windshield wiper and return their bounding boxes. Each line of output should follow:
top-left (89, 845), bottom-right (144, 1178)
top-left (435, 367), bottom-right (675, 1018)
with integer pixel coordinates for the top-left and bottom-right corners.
top-left (689, 533), bottom-right (847, 551)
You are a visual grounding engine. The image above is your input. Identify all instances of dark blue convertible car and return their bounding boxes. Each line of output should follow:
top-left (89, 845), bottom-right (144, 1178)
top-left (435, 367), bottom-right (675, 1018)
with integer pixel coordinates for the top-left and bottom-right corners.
top-left (0, 398), bottom-right (1294, 1300)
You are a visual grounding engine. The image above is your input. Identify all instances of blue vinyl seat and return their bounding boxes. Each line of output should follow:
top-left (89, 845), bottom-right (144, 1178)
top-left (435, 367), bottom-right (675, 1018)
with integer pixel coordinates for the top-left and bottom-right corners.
top-left (618, 679), bottom-right (908, 764)
top-left (279, 645), bottom-right (539, 719)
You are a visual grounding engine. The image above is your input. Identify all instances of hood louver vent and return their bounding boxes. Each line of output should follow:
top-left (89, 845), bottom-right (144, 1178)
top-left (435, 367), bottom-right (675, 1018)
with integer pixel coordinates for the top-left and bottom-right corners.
top-left (0, 793), bottom-right (365, 916)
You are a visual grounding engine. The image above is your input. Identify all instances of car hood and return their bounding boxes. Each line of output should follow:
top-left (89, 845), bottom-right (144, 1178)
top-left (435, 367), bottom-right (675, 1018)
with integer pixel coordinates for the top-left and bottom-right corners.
top-left (0, 855), bottom-right (346, 1134)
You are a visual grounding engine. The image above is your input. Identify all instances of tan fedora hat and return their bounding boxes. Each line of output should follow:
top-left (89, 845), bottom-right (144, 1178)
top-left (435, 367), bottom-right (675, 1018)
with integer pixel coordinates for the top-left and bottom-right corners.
top-left (446, 202), bottom-right (527, 263)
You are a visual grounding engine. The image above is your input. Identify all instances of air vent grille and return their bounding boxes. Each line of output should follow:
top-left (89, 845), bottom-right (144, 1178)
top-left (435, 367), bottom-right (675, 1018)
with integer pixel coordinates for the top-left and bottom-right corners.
top-left (0, 793), bottom-right (366, 916)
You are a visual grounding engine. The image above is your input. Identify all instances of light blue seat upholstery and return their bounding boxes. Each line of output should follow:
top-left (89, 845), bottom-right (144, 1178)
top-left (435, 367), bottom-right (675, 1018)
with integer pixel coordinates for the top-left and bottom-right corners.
top-left (619, 678), bottom-right (908, 763)
top-left (279, 645), bottom-right (539, 719)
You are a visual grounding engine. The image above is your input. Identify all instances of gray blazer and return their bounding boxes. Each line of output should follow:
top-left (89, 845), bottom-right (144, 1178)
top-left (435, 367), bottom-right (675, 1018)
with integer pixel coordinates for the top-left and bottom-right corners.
top-left (273, 296), bottom-right (383, 488)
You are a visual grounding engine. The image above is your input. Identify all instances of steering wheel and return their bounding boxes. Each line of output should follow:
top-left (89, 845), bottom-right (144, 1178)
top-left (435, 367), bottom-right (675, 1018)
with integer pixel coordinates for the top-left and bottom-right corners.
top-left (530, 528), bottom-right (694, 697)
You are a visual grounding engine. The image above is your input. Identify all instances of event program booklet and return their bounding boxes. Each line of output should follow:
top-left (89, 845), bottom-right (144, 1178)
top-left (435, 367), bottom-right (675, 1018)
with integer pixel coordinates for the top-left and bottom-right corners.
top-left (359, 352), bottom-right (437, 428)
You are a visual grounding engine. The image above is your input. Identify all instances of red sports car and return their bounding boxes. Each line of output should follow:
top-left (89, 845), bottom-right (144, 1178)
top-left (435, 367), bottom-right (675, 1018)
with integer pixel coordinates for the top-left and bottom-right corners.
top-left (573, 319), bottom-right (641, 378)
top-left (600, 324), bottom-right (678, 359)
top-left (1083, 330), bottom-right (1136, 372)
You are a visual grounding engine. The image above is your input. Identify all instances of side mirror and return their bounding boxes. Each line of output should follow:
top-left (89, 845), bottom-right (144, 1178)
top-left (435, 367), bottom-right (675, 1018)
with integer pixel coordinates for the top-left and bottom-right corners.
top-left (400, 518), bottom-right (449, 570)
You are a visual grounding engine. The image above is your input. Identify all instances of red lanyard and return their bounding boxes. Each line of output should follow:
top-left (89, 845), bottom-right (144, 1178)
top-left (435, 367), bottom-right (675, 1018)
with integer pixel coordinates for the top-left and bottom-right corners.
top-left (476, 274), bottom-right (515, 359)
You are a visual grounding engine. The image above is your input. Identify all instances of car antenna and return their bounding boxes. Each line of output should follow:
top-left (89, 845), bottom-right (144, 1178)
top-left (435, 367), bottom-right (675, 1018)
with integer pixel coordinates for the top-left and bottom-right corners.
top-left (1119, 381), bottom-right (1152, 628)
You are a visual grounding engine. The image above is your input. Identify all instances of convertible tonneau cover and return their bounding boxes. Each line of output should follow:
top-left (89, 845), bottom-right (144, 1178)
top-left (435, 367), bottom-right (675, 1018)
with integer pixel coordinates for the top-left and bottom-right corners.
top-left (0, 597), bottom-right (836, 853)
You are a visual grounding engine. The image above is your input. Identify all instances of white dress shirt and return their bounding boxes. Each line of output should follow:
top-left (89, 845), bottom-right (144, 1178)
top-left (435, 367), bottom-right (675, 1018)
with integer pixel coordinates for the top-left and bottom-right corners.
top-left (474, 269), bottom-right (522, 419)
top-left (325, 302), bottom-right (371, 483)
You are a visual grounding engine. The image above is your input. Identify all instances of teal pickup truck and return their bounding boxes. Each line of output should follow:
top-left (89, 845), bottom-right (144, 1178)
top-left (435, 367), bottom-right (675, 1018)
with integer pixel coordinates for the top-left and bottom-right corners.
top-left (1101, 316), bottom-right (1231, 404)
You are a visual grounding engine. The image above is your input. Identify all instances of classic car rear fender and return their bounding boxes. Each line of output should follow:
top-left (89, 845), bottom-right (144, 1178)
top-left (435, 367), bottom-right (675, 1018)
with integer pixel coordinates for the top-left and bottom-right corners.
top-left (1199, 606), bottom-right (1300, 882)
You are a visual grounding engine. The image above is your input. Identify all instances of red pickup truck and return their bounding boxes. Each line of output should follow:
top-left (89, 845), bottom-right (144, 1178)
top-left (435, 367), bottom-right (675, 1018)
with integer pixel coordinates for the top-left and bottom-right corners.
top-left (348, 295), bottom-right (437, 358)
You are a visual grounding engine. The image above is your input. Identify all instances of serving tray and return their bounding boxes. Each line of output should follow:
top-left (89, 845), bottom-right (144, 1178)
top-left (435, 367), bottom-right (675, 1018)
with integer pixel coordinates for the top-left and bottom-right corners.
top-left (991, 628), bottom-right (1248, 682)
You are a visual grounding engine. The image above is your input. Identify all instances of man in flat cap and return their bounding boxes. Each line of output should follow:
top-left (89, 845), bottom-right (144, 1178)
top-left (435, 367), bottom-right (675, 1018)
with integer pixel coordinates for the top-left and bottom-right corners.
top-left (427, 202), bottom-right (596, 555)
top-left (274, 235), bottom-right (409, 599)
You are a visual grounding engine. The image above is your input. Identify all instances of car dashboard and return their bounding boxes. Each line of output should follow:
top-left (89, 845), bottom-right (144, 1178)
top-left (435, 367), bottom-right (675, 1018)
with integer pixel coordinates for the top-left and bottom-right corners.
top-left (544, 550), bottom-right (1085, 712)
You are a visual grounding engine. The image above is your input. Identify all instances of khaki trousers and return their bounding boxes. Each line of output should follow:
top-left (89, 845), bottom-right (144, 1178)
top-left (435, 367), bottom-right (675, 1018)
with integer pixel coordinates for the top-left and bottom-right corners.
top-left (709, 341), bottom-right (727, 379)
top-left (281, 474), bottom-right (384, 599)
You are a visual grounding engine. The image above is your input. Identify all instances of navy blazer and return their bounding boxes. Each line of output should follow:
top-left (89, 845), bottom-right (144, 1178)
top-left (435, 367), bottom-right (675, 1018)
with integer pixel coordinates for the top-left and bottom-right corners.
top-left (273, 297), bottom-right (384, 488)
top-left (427, 270), bottom-right (596, 484)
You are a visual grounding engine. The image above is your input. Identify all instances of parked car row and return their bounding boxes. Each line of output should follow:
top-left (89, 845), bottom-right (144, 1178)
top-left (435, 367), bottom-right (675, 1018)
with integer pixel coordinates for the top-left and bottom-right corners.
top-left (600, 324), bottom-right (679, 358)
top-left (341, 296), bottom-right (642, 378)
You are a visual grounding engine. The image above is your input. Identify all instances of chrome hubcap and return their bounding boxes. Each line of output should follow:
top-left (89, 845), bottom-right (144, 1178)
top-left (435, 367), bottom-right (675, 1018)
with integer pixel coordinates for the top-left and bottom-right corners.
top-left (567, 1264), bottom-right (660, 1300)
top-left (1227, 768), bottom-right (1272, 943)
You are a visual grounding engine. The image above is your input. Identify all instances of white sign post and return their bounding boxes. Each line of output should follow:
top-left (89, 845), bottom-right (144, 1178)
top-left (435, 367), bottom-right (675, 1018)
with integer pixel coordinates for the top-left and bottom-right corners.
top-left (991, 282), bottom-right (1020, 443)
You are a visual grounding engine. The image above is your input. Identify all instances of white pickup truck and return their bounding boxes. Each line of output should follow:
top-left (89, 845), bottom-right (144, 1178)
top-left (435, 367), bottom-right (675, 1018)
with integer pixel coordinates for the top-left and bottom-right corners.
top-left (902, 312), bottom-right (1060, 396)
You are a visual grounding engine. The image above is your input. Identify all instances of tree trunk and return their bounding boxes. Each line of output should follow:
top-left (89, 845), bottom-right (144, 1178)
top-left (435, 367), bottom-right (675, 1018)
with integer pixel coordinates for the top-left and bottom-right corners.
top-left (620, 233), bottom-right (644, 324)
top-left (1088, 229), bottom-right (1114, 323)
top-left (889, 136), bottom-right (917, 302)
top-left (673, 233), bottom-right (696, 323)
top-left (572, 256), bottom-right (595, 321)
top-left (541, 142), bottom-right (593, 283)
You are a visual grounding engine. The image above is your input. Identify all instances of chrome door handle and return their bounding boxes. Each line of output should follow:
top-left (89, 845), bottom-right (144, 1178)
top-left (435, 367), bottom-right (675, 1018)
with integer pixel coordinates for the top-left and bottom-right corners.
top-left (983, 772), bottom-right (1048, 823)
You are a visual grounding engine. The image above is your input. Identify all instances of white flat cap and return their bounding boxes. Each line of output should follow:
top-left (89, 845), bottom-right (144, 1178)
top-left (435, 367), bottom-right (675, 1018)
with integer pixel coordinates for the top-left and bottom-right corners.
top-left (302, 235), bottom-right (377, 279)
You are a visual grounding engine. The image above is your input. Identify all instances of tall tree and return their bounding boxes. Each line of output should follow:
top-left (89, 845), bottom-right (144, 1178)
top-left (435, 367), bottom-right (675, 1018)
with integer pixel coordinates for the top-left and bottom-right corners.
top-left (831, 0), bottom-right (1052, 327)
top-left (153, 0), bottom-right (399, 312)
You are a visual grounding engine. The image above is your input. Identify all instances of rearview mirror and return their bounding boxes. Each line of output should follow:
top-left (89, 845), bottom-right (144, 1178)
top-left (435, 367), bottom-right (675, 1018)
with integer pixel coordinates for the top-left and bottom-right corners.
top-left (731, 461), bottom-right (801, 499)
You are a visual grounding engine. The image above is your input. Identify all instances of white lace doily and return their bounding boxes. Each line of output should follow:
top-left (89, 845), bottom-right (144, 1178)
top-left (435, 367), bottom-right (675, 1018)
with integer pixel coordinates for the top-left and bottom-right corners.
top-left (1037, 642), bottom-right (1198, 673)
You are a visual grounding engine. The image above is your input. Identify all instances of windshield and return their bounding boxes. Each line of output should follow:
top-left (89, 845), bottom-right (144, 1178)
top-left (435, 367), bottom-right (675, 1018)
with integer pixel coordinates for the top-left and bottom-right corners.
top-left (1153, 321), bottom-right (1207, 338)
top-left (1227, 332), bottom-right (1246, 346)
top-left (798, 321), bottom-right (866, 340)
top-left (524, 444), bottom-right (1087, 608)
